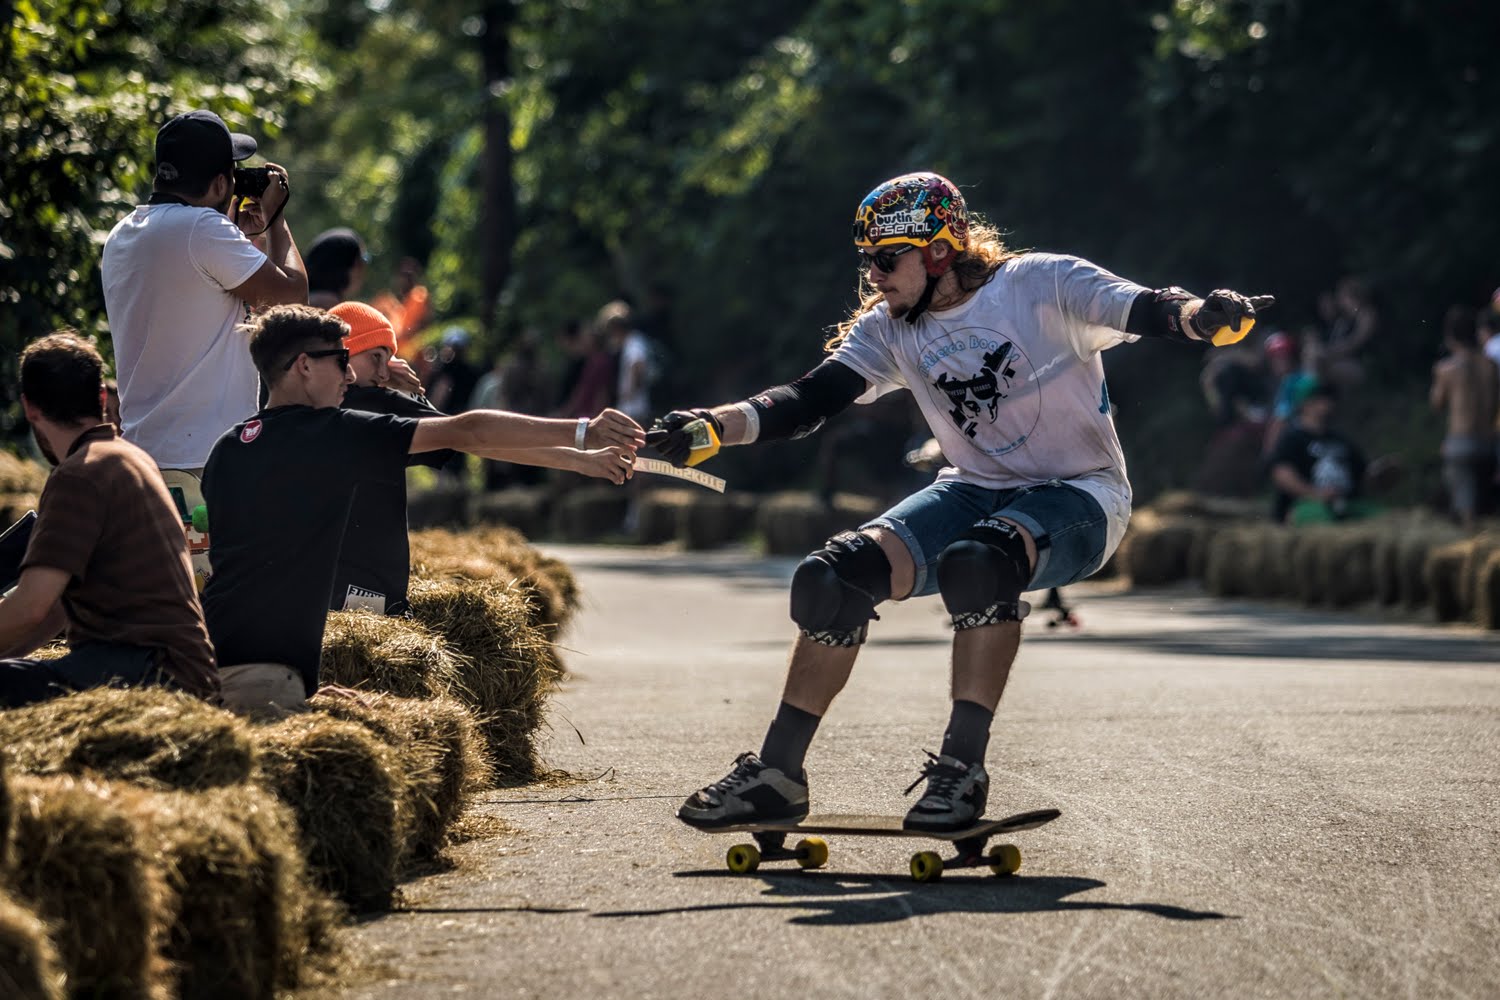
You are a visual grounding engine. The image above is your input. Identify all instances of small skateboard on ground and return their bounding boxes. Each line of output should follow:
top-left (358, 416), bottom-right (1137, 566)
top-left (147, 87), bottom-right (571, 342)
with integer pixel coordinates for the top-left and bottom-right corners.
top-left (694, 808), bottom-right (1061, 882)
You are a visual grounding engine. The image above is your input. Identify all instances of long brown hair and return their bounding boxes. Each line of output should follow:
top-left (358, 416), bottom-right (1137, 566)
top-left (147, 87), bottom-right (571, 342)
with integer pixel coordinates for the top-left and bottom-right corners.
top-left (826, 219), bottom-right (1024, 351)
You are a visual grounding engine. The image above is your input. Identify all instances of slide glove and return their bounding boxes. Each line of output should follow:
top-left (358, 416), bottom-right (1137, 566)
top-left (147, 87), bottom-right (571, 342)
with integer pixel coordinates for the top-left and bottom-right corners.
top-left (1191, 290), bottom-right (1277, 347)
top-left (644, 409), bottom-right (724, 467)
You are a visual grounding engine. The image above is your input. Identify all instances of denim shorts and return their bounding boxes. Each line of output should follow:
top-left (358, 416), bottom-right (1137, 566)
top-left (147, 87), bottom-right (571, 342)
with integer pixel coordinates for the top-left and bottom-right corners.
top-left (865, 479), bottom-right (1109, 598)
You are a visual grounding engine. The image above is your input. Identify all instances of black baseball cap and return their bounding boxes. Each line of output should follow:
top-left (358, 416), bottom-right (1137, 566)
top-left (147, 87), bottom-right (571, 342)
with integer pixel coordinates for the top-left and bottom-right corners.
top-left (154, 110), bottom-right (257, 186)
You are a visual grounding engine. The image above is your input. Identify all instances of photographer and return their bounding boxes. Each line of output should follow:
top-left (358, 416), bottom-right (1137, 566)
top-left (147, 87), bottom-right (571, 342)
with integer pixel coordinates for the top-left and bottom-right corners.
top-left (102, 109), bottom-right (308, 588)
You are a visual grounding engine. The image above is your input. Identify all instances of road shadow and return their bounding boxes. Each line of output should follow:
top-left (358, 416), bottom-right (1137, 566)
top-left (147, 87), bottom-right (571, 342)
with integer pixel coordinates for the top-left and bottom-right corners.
top-left (593, 872), bottom-right (1232, 926)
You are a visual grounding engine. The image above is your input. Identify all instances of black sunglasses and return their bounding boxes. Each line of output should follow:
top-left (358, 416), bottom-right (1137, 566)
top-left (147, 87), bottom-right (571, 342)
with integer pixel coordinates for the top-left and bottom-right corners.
top-left (283, 347), bottom-right (350, 372)
top-left (858, 243), bottom-right (917, 274)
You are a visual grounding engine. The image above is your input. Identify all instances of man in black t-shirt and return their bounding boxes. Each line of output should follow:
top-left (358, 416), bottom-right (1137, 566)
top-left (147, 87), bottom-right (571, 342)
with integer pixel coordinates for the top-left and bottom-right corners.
top-left (201, 305), bottom-right (644, 702)
top-left (1268, 379), bottom-right (1368, 524)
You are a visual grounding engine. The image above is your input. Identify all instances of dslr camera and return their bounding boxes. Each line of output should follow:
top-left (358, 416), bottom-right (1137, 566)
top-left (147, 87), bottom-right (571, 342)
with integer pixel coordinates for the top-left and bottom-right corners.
top-left (233, 166), bottom-right (271, 199)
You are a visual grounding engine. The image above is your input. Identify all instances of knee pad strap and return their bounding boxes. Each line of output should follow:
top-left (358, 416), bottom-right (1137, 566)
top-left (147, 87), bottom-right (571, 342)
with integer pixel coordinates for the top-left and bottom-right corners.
top-left (790, 530), bottom-right (892, 646)
top-left (937, 518), bottom-right (1031, 631)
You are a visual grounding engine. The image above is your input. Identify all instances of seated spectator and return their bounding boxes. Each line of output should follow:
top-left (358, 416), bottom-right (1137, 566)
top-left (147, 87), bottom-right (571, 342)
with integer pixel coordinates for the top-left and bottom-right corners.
top-left (0, 333), bottom-right (217, 708)
top-left (200, 306), bottom-right (644, 705)
top-left (1430, 305), bottom-right (1498, 530)
top-left (1268, 379), bottom-right (1376, 525)
top-left (327, 300), bottom-right (455, 614)
top-left (305, 228), bottom-right (368, 310)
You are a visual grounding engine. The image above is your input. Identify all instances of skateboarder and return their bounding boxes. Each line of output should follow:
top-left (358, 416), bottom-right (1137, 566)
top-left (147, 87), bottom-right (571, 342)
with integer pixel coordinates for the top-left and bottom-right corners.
top-left (654, 172), bottom-right (1272, 832)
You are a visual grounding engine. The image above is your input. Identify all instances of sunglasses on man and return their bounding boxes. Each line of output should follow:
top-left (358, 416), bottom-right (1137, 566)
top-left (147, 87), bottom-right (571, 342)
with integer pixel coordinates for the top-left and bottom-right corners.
top-left (283, 348), bottom-right (350, 372)
top-left (857, 243), bottom-right (917, 274)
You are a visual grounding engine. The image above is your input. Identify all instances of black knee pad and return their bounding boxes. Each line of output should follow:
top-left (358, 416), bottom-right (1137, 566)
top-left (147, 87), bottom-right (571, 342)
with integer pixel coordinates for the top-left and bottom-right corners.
top-left (936, 518), bottom-right (1031, 629)
top-left (790, 530), bottom-right (892, 646)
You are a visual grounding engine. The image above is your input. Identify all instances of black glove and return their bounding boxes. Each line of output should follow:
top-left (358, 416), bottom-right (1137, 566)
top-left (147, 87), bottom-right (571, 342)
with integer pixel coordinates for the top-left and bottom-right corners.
top-left (1191, 290), bottom-right (1276, 346)
top-left (644, 408), bottom-right (723, 467)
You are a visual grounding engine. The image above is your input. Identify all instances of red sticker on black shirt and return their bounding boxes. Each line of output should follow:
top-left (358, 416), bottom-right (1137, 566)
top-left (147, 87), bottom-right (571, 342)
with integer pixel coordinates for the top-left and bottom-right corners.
top-left (240, 420), bottom-right (263, 443)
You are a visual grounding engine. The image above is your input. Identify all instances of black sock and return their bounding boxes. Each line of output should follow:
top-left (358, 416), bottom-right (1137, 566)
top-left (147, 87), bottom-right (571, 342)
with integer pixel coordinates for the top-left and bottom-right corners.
top-left (939, 699), bottom-right (994, 765)
top-left (759, 701), bottom-right (821, 780)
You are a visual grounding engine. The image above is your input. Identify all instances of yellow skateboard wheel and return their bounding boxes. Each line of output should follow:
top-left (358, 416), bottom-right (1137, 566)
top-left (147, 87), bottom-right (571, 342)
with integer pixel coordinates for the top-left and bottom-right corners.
top-left (796, 837), bottom-right (828, 870)
top-left (988, 843), bottom-right (1022, 876)
top-left (910, 850), bottom-right (944, 882)
top-left (726, 843), bottom-right (761, 874)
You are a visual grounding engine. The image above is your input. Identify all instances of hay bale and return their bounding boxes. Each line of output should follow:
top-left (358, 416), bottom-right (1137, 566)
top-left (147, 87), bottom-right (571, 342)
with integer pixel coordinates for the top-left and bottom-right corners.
top-left (0, 889), bottom-right (64, 1000)
top-left (1425, 540), bottom-right (1472, 622)
top-left (0, 757), bottom-right (11, 870)
top-left (117, 784), bottom-right (337, 1000)
top-left (0, 494), bottom-right (39, 526)
top-left (1146, 491), bottom-right (1263, 520)
top-left (405, 480), bottom-right (470, 529)
top-left (252, 715), bottom-right (410, 912)
top-left (0, 688), bottom-right (254, 791)
top-left (472, 486), bottom-right (549, 538)
top-left (7, 774), bottom-right (170, 998)
top-left (0, 452), bottom-right (49, 495)
top-left (1117, 511), bottom-right (1203, 587)
top-left (406, 578), bottom-right (559, 780)
top-left (412, 525), bottom-right (581, 636)
top-left (1458, 533), bottom-right (1500, 622)
top-left (550, 485), bottom-right (628, 541)
top-left (1475, 550), bottom-right (1500, 631)
top-left (634, 488), bottom-right (695, 544)
top-left (1396, 521), bottom-right (1463, 609)
top-left (309, 693), bottom-right (492, 859)
top-left (319, 610), bottom-right (467, 700)
top-left (1317, 527), bottom-right (1378, 608)
top-left (680, 493), bottom-right (755, 550)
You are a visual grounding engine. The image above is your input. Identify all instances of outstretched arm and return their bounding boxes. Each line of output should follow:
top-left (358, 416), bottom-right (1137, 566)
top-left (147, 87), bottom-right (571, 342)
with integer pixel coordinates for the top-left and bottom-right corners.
top-left (476, 445), bottom-right (637, 485)
top-left (410, 407), bottom-right (645, 457)
top-left (1127, 287), bottom-right (1276, 347)
top-left (646, 360), bottom-right (869, 466)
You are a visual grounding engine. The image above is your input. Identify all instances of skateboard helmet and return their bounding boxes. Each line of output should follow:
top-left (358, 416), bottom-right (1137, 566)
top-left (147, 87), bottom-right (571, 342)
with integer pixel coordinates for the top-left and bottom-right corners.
top-left (852, 173), bottom-right (969, 254)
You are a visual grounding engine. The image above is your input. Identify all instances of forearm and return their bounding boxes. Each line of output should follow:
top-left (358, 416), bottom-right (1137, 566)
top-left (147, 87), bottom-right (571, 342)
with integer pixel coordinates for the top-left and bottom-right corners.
top-left (701, 360), bottom-right (866, 447)
top-left (1271, 465), bottom-right (1321, 499)
top-left (467, 445), bottom-right (588, 471)
top-left (454, 409), bottom-right (578, 453)
top-left (0, 599), bottom-right (63, 659)
top-left (265, 220), bottom-right (308, 304)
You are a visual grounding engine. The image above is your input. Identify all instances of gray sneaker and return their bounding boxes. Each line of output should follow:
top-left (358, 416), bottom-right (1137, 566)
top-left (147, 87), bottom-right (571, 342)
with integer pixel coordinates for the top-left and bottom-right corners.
top-left (902, 752), bottom-right (989, 832)
top-left (677, 752), bottom-right (810, 829)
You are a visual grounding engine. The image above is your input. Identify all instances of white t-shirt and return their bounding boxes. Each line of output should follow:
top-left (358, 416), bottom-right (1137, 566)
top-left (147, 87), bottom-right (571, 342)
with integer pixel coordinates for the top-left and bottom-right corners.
top-left (830, 253), bottom-right (1145, 558)
top-left (617, 330), bottom-right (653, 421)
top-left (102, 204), bottom-right (267, 469)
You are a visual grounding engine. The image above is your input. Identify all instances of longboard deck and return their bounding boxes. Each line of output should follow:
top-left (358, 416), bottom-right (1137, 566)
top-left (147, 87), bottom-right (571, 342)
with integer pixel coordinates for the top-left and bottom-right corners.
top-left (703, 808), bottom-right (1060, 841)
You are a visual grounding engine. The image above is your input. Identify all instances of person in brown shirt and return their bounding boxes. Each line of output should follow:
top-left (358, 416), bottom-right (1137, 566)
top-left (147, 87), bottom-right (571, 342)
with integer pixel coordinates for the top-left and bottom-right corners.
top-left (1431, 305), bottom-right (1498, 530)
top-left (0, 332), bottom-right (218, 707)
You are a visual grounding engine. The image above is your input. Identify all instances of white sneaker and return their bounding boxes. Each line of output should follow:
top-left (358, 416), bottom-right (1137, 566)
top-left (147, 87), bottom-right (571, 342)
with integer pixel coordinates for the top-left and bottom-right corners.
top-left (677, 751), bottom-right (810, 828)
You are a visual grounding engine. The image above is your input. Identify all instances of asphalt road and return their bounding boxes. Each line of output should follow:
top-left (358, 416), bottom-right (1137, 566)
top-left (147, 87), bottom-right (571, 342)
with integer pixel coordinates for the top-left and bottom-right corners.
top-left (337, 544), bottom-right (1500, 999)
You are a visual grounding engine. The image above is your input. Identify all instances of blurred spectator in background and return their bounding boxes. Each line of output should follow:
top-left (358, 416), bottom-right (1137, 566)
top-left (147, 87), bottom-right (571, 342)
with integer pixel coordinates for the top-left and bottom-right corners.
top-left (304, 228), bottom-right (368, 310)
top-left (375, 257), bottom-right (433, 376)
top-left (556, 320), bottom-right (617, 419)
top-left (1314, 276), bottom-right (1378, 391)
top-left (1269, 379), bottom-right (1375, 524)
top-left (1195, 332), bottom-right (1273, 496)
top-left (472, 330), bottom-right (547, 489)
top-left (1262, 329), bottom-right (1315, 455)
top-left (1430, 305), bottom-right (1497, 531)
top-left (427, 327), bottom-right (481, 482)
top-left (597, 300), bottom-right (655, 425)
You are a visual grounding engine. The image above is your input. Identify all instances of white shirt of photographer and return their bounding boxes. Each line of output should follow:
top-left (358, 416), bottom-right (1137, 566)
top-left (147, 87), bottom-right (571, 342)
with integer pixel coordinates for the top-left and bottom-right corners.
top-left (102, 204), bottom-right (267, 469)
top-left (830, 253), bottom-right (1145, 559)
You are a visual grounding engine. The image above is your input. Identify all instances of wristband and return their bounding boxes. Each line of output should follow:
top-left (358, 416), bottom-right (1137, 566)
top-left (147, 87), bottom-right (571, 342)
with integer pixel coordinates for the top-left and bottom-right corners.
top-left (575, 417), bottom-right (589, 450)
top-left (732, 402), bottom-right (760, 444)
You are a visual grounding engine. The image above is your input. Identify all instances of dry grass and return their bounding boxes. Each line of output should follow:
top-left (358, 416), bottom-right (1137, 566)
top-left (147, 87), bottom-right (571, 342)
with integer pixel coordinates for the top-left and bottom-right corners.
top-left (6, 774), bottom-right (171, 999)
top-left (1426, 539), bottom-right (1475, 622)
top-left (308, 692), bottom-right (492, 860)
top-left (115, 783), bottom-right (340, 1000)
top-left (412, 525), bottom-right (580, 636)
top-left (0, 888), bottom-right (65, 1000)
top-left (1116, 511), bottom-right (1207, 587)
top-left (405, 577), bottom-right (560, 781)
top-left (471, 486), bottom-right (550, 539)
top-left (0, 452), bottom-right (49, 494)
top-left (0, 688), bottom-right (254, 791)
top-left (319, 611), bottom-right (467, 700)
top-left (251, 715), bottom-right (410, 913)
top-left (755, 491), bottom-right (884, 556)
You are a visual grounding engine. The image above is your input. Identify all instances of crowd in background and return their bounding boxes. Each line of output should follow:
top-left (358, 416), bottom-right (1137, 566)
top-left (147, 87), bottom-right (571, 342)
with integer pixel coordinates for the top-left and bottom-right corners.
top-left (1198, 278), bottom-right (1500, 529)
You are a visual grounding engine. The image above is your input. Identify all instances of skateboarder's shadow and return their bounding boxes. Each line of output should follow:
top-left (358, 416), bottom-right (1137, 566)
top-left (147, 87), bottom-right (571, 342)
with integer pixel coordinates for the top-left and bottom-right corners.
top-left (594, 873), bottom-right (1233, 925)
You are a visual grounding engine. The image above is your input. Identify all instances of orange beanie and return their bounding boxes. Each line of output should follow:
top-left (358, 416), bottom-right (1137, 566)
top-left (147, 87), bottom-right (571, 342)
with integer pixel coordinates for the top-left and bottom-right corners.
top-left (330, 301), bottom-right (397, 356)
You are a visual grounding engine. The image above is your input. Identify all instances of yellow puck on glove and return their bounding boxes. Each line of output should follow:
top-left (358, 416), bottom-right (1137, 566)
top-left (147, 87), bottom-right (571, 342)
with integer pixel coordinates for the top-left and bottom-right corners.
top-left (1210, 316), bottom-right (1256, 347)
top-left (684, 418), bottom-right (721, 467)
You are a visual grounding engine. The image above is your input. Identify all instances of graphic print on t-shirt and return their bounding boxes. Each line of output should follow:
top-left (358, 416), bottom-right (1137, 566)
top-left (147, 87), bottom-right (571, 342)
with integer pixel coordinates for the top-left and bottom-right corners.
top-left (918, 324), bottom-right (1040, 455)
